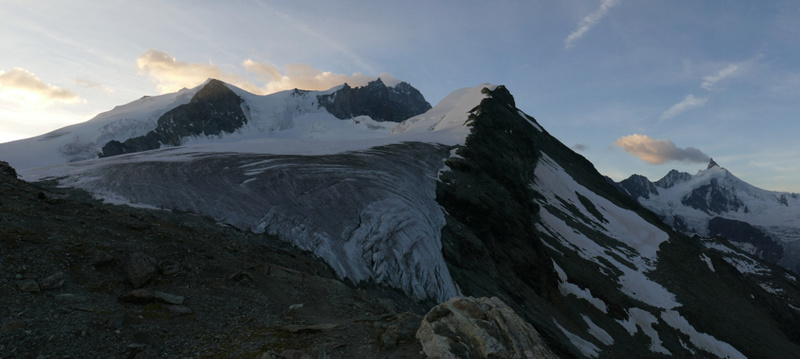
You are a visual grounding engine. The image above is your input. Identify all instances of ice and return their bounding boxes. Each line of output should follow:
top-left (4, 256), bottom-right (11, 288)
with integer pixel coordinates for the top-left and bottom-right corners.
top-left (15, 84), bottom-right (501, 302)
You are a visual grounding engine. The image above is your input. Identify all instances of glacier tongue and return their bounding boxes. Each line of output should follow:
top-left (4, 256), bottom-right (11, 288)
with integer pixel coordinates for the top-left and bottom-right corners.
top-left (31, 142), bottom-right (460, 301)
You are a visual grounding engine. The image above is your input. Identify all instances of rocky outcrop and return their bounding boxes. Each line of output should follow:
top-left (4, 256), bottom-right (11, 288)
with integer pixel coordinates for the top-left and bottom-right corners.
top-left (615, 174), bottom-right (659, 199)
top-left (681, 177), bottom-right (745, 214)
top-left (0, 160), bottom-right (17, 178)
top-left (101, 79), bottom-right (247, 157)
top-left (416, 297), bottom-right (558, 359)
top-left (317, 79), bottom-right (431, 122)
top-left (654, 169), bottom-right (692, 189)
top-left (437, 85), bottom-right (558, 305)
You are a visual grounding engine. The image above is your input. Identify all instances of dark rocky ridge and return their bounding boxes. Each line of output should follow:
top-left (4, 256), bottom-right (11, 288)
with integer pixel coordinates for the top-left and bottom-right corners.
top-left (317, 79), bottom-right (431, 122)
top-left (101, 79), bottom-right (247, 157)
top-left (437, 86), bottom-right (800, 358)
top-left (654, 169), bottom-right (692, 189)
top-left (614, 174), bottom-right (659, 199)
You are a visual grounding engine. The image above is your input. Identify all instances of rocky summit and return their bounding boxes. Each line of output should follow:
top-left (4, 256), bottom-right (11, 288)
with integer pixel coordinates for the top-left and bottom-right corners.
top-left (3, 81), bottom-right (800, 358)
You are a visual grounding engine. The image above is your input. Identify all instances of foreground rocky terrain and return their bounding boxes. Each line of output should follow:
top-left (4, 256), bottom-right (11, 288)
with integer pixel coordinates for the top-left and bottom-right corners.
top-left (0, 161), bottom-right (439, 358)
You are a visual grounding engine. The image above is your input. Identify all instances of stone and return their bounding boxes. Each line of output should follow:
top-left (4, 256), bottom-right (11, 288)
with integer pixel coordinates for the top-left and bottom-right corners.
top-left (153, 291), bottom-right (184, 305)
top-left (17, 279), bottom-right (40, 292)
top-left (416, 296), bottom-right (559, 359)
top-left (124, 252), bottom-right (157, 288)
top-left (158, 260), bottom-right (180, 276)
top-left (107, 313), bottom-right (130, 329)
top-left (40, 271), bottom-right (66, 290)
top-left (118, 289), bottom-right (155, 304)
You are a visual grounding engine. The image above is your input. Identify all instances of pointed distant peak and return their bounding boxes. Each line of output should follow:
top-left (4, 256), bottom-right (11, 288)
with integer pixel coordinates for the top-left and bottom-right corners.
top-left (707, 158), bottom-right (720, 169)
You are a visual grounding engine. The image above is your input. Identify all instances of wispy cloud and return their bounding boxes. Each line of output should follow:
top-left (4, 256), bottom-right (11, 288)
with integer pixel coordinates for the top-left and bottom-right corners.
top-left (701, 64), bottom-right (740, 90)
top-left (74, 77), bottom-right (114, 93)
top-left (243, 60), bottom-right (398, 94)
top-left (564, 0), bottom-right (619, 48)
top-left (660, 94), bottom-right (707, 120)
top-left (0, 68), bottom-right (82, 106)
top-left (615, 134), bottom-right (710, 164)
top-left (136, 49), bottom-right (397, 95)
top-left (572, 143), bottom-right (588, 152)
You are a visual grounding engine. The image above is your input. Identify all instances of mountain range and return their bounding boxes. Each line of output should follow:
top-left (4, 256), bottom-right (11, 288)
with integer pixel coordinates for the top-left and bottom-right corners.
top-left (2, 79), bottom-right (800, 358)
top-left (613, 160), bottom-right (800, 275)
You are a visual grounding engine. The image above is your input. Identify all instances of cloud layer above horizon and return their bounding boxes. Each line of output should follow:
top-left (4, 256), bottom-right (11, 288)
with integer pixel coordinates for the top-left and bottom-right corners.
top-left (137, 49), bottom-right (398, 95)
top-left (615, 134), bottom-right (710, 164)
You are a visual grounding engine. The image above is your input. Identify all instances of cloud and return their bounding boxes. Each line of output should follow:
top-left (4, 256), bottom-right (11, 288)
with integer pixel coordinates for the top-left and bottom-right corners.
top-left (701, 64), bottom-right (740, 90)
top-left (615, 134), bottom-right (710, 164)
top-left (243, 60), bottom-right (398, 94)
top-left (74, 77), bottom-right (114, 93)
top-left (136, 49), bottom-right (246, 93)
top-left (137, 49), bottom-right (398, 95)
top-left (660, 94), bottom-right (707, 120)
top-left (0, 68), bottom-right (82, 106)
top-left (564, 0), bottom-right (619, 48)
top-left (572, 143), bottom-right (588, 151)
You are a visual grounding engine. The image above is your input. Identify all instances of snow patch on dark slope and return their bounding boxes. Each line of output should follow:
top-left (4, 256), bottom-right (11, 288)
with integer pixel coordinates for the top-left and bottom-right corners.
top-left (437, 86), bottom-right (800, 358)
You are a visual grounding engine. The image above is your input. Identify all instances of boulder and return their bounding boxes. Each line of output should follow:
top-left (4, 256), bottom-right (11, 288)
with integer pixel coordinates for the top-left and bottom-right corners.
top-left (40, 271), bottom-right (66, 290)
top-left (124, 252), bottom-right (157, 288)
top-left (416, 296), bottom-right (558, 359)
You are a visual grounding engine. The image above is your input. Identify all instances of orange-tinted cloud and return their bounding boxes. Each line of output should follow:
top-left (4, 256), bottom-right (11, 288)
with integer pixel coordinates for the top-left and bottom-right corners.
top-left (615, 134), bottom-right (709, 164)
top-left (136, 49), bottom-right (246, 93)
top-left (0, 68), bottom-right (81, 106)
top-left (244, 59), bottom-right (398, 94)
top-left (137, 49), bottom-right (398, 95)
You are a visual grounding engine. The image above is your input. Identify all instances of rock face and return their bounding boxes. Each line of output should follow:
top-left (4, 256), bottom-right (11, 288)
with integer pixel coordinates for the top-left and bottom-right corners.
top-left (613, 174), bottom-right (658, 199)
top-left (708, 217), bottom-right (783, 263)
top-left (416, 297), bottom-right (558, 359)
top-left (317, 79), bottom-right (431, 122)
top-left (437, 86), bottom-right (558, 304)
top-left (681, 177), bottom-right (745, 214)
top-left (0, 161), bottom-right (16, 178)
top-left (100, 79), bottom-right (247, 157)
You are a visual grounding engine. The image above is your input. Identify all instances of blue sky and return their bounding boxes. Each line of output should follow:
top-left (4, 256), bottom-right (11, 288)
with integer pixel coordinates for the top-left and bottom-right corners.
top-left (2, 0), bottom-right (800, 191)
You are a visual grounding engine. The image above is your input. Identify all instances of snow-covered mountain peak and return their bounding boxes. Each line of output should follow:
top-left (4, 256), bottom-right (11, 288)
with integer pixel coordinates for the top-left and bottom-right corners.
top-left (707, 157), bottom-right (720, 169)
top-left (390, 84), bottom-right (497, 144)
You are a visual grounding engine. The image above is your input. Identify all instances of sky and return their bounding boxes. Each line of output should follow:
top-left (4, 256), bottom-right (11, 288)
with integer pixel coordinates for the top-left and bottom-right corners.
top-left (2, 0), bottom-right (800, 191)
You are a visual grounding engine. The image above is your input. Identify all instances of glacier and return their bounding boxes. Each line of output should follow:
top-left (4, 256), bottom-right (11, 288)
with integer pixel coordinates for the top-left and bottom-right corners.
top-left (18, 83), bottom-right (496, 302)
